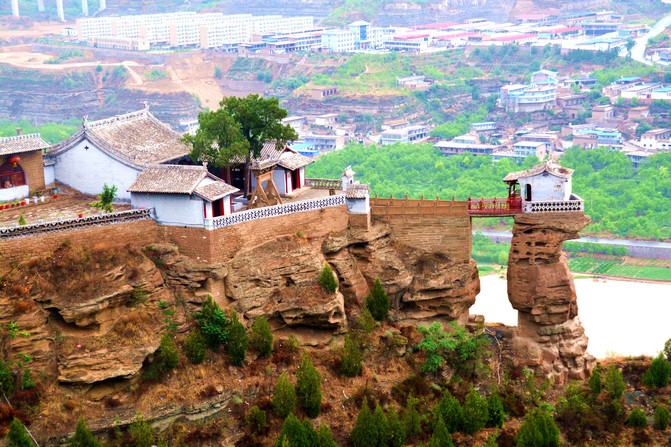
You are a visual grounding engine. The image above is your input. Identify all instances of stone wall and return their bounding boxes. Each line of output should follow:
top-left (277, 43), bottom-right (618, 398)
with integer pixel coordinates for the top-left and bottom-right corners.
top-left (0, 219), bottom-right (159, 271)
top-left (161, 205), bottom-right (351, 263)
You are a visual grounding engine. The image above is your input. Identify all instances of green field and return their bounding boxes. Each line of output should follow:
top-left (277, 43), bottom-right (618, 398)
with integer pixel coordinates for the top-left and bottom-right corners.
top-left (567, 257), bottom-right (671, 281)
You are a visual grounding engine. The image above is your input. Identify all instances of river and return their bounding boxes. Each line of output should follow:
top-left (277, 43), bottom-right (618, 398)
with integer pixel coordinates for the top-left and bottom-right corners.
top-left (471, 275), bottom-right (671, 359)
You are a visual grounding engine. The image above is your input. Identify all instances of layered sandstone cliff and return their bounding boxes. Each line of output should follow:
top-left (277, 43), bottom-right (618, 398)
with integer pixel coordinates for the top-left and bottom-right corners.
top-left (507, 212), bottom-right (595, 382)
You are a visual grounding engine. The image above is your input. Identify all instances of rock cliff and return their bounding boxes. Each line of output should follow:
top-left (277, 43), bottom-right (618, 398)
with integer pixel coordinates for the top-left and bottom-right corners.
top-left (507, 212), bottom-right (595, 382)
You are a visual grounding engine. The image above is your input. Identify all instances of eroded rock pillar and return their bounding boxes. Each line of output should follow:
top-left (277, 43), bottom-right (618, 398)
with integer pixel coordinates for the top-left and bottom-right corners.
top-left (507, 212), bottom-right (595, 382)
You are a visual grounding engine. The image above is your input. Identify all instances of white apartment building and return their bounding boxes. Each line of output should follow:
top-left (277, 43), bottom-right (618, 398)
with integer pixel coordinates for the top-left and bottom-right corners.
top-left (77, 12), bottom-right (312, 50)
top-left (321, 29), bottom-right (356, 53)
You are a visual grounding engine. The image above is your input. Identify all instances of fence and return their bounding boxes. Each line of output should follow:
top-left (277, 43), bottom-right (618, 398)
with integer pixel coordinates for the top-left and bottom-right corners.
top-left (0, 208), bottom-right (153, 240)
top-left (522, 194), bottom-right (585, 213)
top-left (305, 178), bottom-right (342, 190)
top-left (205, 194), bottom-right (347, 230)
top-left (370, 195), bottom-right (468, 217)
top-left (467, 197), bottom-right (522, 215)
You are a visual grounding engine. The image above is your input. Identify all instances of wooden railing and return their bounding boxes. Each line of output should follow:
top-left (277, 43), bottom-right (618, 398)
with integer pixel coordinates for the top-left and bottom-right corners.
top-left (370, 195), bottom-right (468, 217)
top-left (305, 178), bottom-right (341, 190)
top-left (467, 197), bottom-right (522, 215)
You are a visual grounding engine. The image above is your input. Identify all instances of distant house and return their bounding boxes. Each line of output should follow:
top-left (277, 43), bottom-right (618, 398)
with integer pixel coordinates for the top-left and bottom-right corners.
top-left (434, 140), bottom-right (499, 157)
top-left (512, 141), bottom-right (547, 159)
top-left (397, 74), bottom-right (430, 89)
top-left (304, 134), bottom-right (345, 152)
top-left (380, 124), bottom-right (428, 145)
top-left (591, 105), bottom-right (614, 120)
top-left (628, 106), bottom-right (650, 120)
top-left (310, 87), bottom-right (339, 100)
top-left (128, 165), bottom-right (238, 227)
top-left (314, 113), bottom-right (339, 127)
top-left (48, 109), bottom-right (190, 201)
top-left (0, 132), bottom-right (49, 202)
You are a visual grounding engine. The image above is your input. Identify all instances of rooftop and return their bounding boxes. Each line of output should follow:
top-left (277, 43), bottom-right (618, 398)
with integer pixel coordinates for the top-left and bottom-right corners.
top-left (0, 133), bottom-right (50, 156)
top-left (503, 160), bottom-right (574, 182)
top-left (50, 109), bottom-right (189, 168)
top-left (127, 164), bottom-right (238, 200)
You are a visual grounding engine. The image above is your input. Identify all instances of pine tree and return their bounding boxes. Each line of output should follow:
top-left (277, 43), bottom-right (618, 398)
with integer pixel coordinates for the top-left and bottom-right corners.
top-left (251, 316), bottom-right (273, 357)
top-left (302, 419), bottom-right (318, 447)
top-left (385, 406), bottom-right (406, 447)
top-left (273, 372), bottom-right (297, 418)
top-left (275, 413), bottom-right (308, 447)
top-left (643, 353), bottom-right (671, 389)
top-left (130, 412), bottom-right (153, 447)
top-left (0, 359), bottom-right (14, 396)
top-left (8, 418), bottom-right (34, 447)
top-left (605, 365), bottom-right (625, 400)
top-left (365, 279), bottom-right (389, 321)
top-left (195, 295), bottom-right (229, 351)
top-left (226, 311), bottom-right (249, 366)
top-left (486, 393), bottom-right (505, 428)
top-left (296, 352), bottom-right (322, 418)
top-left (318, 263), bottom-right (338, 294)
top-left (428, 417), bottom-right (453, 447)
top-left (71, 417), bottom-right (102, 447)
top-left (373, 405), bottom-right (388, 444)
top-left (185, 329), bottom-right (207, 364)
top-left (461, 388), bottom-right (488, 435)
top-left (351, 397), bottom-right (376, 447)
top-left (143, 333), bottom-right (179, 381)
top-left (317, 423), bottom-right (337, 447)
top-left (515, 408), bottom-right (560, 447)
top-left (340, 333), bottom-right (363, 377)
top-left (589, 365), bottom-right (602, 398)
top-left (402, 395), bottom-right (421, 440)
top-left (436, 391), bottom-right (463, 434)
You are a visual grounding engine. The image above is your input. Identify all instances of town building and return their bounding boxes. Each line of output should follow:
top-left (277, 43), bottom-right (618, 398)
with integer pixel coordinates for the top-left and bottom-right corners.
top-left (0, 133), bottom-right (49, 202)
top-left (128, 165), bottom-right (238, 226)
top-left (639, 128), bottom-right (671, 150)
top-left (304, 134), bottom-right (345, 152)
top-left (380, 125), bottom-right (428, 145)
top-left (500, 70), bottom-right (557, 112)
top-left (513, 141), bottom-right (547, 159)
top-left (47, 109), bottom-right (190, 201)
top-left (625, 149), bottom-right (656, 168)
top-left (434, 140), bottom-right (499, 157)
top-left (87, 36), bottom-right (150, 51)
top-left (570, 125), bottom-right (623, 150)
top-left (321, 29), bottom-right (356, 52)
top-left (397, 74), bottom-right (430, 89)
top-left (591, 105), bottom-right (615, 120)
top-left (628, 106), bottom-right (650, 120)
top-left (310, 87), bottom-right (339, 100)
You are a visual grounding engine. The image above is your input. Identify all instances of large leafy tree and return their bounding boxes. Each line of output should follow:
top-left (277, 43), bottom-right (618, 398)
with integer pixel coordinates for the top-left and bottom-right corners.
top-left (182, 94), bottom-right (298, 193)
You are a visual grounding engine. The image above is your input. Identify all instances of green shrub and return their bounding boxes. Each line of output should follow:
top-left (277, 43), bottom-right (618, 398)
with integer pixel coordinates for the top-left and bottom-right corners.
top-left (129, 412), bottom-right (153, 447)
top-left (318, 263), bottom-right (338, 293)
top-left (605, 365), bottom-right (625, 400)
top-left (486, 393), bottom-right (505, 428)
top-left (303, 419), bottom-right (318, 446)
top-left (436, 391), bottom-right (462, 434)
top-left (373, 405), bottom-right (388, 444)
top-left (8, 417), bottom-right (34, 447)
top-left (340, 334), bottom-right (363, 377)
top-left (20, 369), bottom-right (35, 390)
top-left (71, 417), bottom-right (101, 447)
top-left (664, 338), bottom-right (671, 362)
top-left (0, 359), bottom-right (15, 396)
top-left (225, 311), bottom-right (248, 366)
top-left (357, 306), bottom-right (375, 333)
top-left (296, 352), bottom-right (322, 418)
top-left (428, 417), bottom-right (453, 447)
top-left (417, 321), bottom-right (489, 375)
top-left (185, 329), bottom-right (206, 364)
top-left (273, 373), bottom-right (297, 418)
top-left (654, 405), bottom-right (670, 430)
top-left (195, 296), bottom-right (229, 351)
top-left (643, 353), bottom-right (671, 389)
top-left (515, 408), bottom-right (559, 447)
top-left (129, 285), bottom-right (148, 305)
top-left (627, 408), bottom-right (648, 428)
top-left (251, 316), bottom-right (273, 357)
top-left (143, 333), bottom-right (178, 381)
top-left (351, 397), bottom-right (376, 447)
top-left (245, 406), bottom-right (267, 434)
top-left (18, 214), bottom-right (26, 226)
top-left (589, 365), bottom-right (602, 398)
top-left (461, 388), bottom-right (488, 435)
top-left (365, 279), bottom-right (389, 320)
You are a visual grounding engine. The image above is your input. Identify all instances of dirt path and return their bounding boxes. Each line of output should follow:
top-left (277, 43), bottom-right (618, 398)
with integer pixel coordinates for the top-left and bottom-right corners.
top-left (0, 50), bottom-right (142, 71)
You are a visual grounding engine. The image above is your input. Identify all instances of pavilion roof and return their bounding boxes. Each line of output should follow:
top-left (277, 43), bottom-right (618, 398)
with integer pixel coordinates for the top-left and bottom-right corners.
top-left (0, 133), bottom-right (50, 156)
top-left (503, 160), bottom-right (573, 182)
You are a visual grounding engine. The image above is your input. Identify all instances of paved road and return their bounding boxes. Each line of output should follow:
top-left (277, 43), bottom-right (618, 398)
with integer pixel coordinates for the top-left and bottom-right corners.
top-left (631, 12), bottom-right (671, 65)
top-left (475, 230), bottom-right (671, 260)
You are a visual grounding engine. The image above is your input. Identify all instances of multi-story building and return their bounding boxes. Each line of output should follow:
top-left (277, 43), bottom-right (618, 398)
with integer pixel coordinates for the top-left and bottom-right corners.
top-left (304, 134), bottom-right (345, 152)
top-left (87, 36), bottom-right (149, 51)
top-left (571, 125), bottom-right (623, 150)
top-left (321, 29), bottom-right (356, 53)
top-left (513, 141), bottom-right (547, 159)
top-left (380, 125), bottom-right (428, 145)
top-left (77, 12), bottom-right (313, 50)
top-left (500, 70), bottom-right (557, 112)
top-left (434, 140), bottom-right (499, 156)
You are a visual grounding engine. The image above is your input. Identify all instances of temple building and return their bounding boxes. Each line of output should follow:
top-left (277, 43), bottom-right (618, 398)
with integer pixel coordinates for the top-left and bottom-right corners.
top-left (0, 133), bottom-right (49, 202)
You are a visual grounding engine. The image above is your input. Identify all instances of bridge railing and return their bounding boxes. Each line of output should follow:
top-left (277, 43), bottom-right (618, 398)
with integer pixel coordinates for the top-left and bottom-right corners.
top-left (371, 195), bottom-right (468, 217)
top-left (467, 197), bottom-right (522, 215)
top-left (522, 194), bottom-right (585, 213)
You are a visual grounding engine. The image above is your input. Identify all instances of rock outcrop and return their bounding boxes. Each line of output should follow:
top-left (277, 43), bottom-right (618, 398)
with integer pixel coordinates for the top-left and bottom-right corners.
top-left (507, 212), bottom-right (595, 382)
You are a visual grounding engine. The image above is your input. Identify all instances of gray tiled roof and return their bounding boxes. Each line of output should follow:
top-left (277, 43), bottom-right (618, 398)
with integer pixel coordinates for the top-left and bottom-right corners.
top-left (247, 141), bottom-right (312, 171)
top-left (194, 181), bottom-right (238, 201)
top-left (503, 160), bottom-right (574, 182)
top-left (51, 110), bottom-right (189, 168)
top-left (0, 133), bottom-right (50, 156)
top-left (128, 164), bottom-right (238, 201)
top-left (345, 184), bottom-right (370, 199)
top-left (278, 151), bottom-right (313, 170)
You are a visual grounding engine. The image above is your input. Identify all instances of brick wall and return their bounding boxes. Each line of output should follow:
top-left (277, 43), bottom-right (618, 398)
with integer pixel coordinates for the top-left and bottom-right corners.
top-left (0, 219), bottom-right (159, 271)
top-left (0, 150), bottom-right (45, 191)
top-left (373, 215), bottom-right (472, 263)
top-left (161, 205), bottom-right (350, 263)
